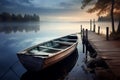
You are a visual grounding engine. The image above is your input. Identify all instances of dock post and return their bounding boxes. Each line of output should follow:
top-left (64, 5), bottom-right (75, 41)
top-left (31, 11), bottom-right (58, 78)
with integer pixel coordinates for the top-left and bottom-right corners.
top-left (98, 26), bottom-right (100, 34)
top-left (106, 27), bottom-right (109, 40)
top-left (82, 28), bottom-right (85, 53)
top-left (93, 19), bottom-right (95, 24)
top-left (81, 25), bottom-right (82, 37)
top-left (93, 24), bottom-right (96, 32)
top-left (93, 19), bottom-right (96, 32)
top-left (90, 19), bottom-right (92, 31)
top-left (81, 25), bottom-right (82, 33)
top-left (85, 29), bottom-right (88, 62)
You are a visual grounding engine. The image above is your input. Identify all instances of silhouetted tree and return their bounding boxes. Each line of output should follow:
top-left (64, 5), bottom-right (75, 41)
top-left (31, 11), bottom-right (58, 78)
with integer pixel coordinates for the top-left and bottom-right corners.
top-left (1, 12), bottom-right (12, 22)
top-left (11, 14), bottom-right (17, 21)
top-left (17, 14), bottom-right (23, 22)
top-left (33, 14), bottom-right (39, 21)
top-left (81, 0), bottom-right (120, 34)
top-left (0, 12), bottom-right (40, 22)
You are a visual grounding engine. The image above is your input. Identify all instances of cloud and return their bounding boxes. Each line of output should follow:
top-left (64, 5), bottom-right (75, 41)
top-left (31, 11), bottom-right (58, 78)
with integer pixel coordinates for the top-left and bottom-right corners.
top-left (0, 0), bottom-right (95, 21)
top-left (0, 0), bottom-right (81, 14)
top-left (58, 0), bottom-right (83, 9)
top-left (0, 0), bottom-right (28, 7)
top-left (59, 2), bottom-right (74, 8)
top-left (0, 0), bottom-right (32, 12)
top-left (0, 0), bottom-right (82, 11)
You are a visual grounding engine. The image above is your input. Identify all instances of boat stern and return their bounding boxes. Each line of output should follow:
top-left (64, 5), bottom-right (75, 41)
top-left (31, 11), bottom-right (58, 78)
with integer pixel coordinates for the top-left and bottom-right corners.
top-left (17, 53), bottom-right (44, 71)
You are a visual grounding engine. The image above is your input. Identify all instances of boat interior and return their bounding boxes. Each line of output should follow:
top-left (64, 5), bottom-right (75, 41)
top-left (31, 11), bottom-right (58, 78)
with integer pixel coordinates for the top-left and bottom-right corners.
top-left (27, 35), bottom-right (77, 57)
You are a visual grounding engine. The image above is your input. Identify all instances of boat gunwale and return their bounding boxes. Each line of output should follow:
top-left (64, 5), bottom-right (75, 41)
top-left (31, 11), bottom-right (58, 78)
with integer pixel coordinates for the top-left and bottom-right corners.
top-left (18, 41), bottom-right (78, 59)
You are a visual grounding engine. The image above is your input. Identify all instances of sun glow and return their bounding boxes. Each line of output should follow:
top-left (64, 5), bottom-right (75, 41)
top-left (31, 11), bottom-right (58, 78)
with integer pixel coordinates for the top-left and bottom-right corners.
top-left (40, 11), bottom-right (98, 22)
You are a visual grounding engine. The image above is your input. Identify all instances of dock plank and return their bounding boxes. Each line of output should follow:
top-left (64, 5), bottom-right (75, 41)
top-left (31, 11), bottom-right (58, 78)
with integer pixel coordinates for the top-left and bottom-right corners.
top-left (87, 31), bottom-right (120, 79)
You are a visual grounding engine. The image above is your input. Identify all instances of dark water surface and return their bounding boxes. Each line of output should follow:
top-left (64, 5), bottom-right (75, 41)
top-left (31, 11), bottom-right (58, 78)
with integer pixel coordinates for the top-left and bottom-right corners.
top-left (0, 22), bottom-right (81, 80)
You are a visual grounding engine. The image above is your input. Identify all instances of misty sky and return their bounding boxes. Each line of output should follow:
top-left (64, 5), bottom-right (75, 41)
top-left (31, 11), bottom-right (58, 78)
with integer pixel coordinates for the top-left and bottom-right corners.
top-left (0, 0), bottom-right (97, 21)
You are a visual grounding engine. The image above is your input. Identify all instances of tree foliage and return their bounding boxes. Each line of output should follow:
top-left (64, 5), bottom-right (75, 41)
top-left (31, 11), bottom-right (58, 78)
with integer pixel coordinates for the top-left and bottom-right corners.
top-left (81, 0), bottom-right (120, 16)
top-left (81, 0), bottom-right (120, 39)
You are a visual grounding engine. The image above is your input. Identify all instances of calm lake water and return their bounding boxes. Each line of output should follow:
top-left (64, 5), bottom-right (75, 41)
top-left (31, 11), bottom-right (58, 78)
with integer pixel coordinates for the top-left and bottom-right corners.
top-left (0, 21), bottom-right (119, 80)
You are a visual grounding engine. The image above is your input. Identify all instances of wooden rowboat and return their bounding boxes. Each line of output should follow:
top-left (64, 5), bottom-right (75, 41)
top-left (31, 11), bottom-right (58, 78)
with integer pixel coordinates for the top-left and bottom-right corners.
top-left (17, 34), bottom-right (78, 71)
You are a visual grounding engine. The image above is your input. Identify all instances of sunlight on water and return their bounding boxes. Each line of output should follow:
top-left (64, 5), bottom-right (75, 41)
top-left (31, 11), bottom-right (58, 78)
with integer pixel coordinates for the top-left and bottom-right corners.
top-left (40, 22), bottom-right (80, 35)
top-left (97, 22), bottom-right (119, 35)
top-left (80, 21), bottom-right (119, 35)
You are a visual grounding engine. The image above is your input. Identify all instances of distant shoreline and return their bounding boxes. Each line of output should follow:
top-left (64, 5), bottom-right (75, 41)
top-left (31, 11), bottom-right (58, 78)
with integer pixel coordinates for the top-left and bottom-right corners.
top-left (0, 12), bottom-right (40, 22)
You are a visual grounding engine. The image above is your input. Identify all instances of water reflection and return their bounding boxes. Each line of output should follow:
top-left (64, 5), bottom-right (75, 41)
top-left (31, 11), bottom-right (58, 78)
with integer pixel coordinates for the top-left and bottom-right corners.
top-left (21, 49), bottom-right (78, 80)
top-left (0, 22), bottom-right (40, 33)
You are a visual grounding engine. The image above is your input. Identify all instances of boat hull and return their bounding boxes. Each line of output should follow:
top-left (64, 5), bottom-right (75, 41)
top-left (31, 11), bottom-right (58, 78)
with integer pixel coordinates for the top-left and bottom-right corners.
top-left (17, 34), bottom-right (78, 71)
top-left (17, 54), bottom-right (44, 71)
top-left (43, 42), bottom-right (77, 69)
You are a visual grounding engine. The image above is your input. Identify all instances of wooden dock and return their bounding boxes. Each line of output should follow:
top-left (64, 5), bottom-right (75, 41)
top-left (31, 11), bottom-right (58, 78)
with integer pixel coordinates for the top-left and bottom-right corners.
top-left (87, 31), bottom-right (120, 80)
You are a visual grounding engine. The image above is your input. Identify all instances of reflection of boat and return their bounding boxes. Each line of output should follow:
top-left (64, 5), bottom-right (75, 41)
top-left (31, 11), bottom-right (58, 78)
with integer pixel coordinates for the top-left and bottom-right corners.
top-left (17, 34), bottom-right (78, 71)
